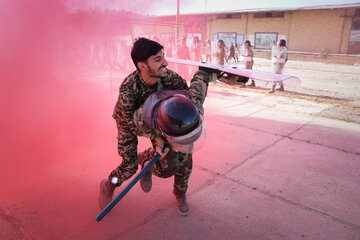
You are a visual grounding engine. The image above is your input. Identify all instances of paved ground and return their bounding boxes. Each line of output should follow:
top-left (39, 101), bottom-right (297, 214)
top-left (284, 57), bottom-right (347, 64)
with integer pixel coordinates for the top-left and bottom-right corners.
top-left (1, 59), bottom-right (360, 240)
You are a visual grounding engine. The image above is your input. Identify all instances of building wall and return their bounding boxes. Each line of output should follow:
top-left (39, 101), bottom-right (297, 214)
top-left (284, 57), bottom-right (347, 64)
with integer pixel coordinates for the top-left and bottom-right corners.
top-left (141, 6), bottom-right (360, 59)
top-left (206, 8), bottom-right (358, 54)
top-left (247, 12), bottom-right (290, 39)
top-left (132, 24), bottom-right (174, 40)
top-left (207, 15), bottom-right (247, 38)
top-left (289, 9), bottom-right (347, 53)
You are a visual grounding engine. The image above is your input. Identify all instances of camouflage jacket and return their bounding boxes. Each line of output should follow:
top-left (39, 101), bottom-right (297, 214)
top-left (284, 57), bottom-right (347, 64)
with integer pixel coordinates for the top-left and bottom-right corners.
top-left (111, 69), bottom-right (211, 184)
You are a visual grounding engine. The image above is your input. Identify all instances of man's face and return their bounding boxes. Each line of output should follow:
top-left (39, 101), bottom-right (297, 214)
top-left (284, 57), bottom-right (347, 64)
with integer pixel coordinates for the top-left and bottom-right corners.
top-left (145, 50), bottom-right (168, 78)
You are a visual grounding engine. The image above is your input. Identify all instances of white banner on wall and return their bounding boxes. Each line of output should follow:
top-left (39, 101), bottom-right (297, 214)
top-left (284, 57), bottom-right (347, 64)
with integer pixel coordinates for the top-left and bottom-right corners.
top-left (254, 33), bottom-right (278, 49)
top-left (350, 30), bottom-right (360, 42)
top-left (248, 34), bottom-right (254, 46)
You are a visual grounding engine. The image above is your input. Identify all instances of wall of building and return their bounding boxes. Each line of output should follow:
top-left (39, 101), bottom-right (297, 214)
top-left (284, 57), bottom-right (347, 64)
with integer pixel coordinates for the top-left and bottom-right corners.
top-left (247, 12), bottom-right (290, 40)
top-left (207, 15), bottom-right (247, 38)
top-left (288, 9), bottom-right (350, 54)
top-left (206, 7), bottom-right (358, 55)
top-left (141, 7), bottom-right (360, 63)
top-left (132, 24), bottom-right (174, 40)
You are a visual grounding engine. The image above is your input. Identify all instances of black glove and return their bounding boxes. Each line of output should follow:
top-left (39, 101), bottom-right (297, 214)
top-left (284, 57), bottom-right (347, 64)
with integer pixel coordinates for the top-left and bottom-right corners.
top-left (237, 76), bottom-right (249, 84)
top-left (199, 66), bottom-right (221, 75)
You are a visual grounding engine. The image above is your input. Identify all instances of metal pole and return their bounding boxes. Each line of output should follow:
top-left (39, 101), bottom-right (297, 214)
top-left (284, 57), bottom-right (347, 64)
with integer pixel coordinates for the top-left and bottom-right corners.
top-left (95, 153), bottom-right (161, 222)
top-left (176, 0), bottom-right (179, 42)
top-left (95, 143), bottom-right (171, 222)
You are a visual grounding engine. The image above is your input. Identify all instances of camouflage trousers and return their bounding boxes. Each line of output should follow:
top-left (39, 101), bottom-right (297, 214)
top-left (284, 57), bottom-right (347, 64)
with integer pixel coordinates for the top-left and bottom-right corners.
top-left (138, 147), bottom-right (192, 197)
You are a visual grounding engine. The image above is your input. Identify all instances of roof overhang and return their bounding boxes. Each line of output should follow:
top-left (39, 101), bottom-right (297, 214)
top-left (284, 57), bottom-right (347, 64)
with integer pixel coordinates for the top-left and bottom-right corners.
top-left (151, 3), bottom-right (360, 17)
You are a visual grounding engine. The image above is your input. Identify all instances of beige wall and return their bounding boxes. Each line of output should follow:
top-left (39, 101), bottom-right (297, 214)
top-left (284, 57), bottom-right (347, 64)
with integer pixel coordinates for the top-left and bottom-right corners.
top-left (247, 12), bottom-right (290, 39)
top-left (147, 7), bottom-right (359, 54)
top-left (132, 24), bottom-right (174, 39)
top-left (205, 8), bottom-right (358, 54)
top-left (289, 9), bottom-right (346, 53)
top-left (206, 15), bottom-right (247, 39)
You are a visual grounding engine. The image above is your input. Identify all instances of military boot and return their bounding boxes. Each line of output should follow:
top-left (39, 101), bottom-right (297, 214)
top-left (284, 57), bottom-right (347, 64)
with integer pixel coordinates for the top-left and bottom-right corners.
top-left (138, 149), bottom-right (153, 193)
top-left (176, 194), bottom-right (190, 216)
top-left (140, 159), bottom-right (152, 192)
top-left (99, 179), bottom-right (115, 209)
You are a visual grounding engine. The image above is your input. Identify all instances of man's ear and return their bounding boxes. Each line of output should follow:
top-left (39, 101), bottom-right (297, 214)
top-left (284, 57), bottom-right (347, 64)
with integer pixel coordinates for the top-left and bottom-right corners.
top-left (137, 62), bottom-right (147, 71)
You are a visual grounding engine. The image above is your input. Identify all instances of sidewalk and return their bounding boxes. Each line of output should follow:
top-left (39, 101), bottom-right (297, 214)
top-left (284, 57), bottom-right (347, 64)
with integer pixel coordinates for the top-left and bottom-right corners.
top-left (1, 61), bottom-right (360, 240)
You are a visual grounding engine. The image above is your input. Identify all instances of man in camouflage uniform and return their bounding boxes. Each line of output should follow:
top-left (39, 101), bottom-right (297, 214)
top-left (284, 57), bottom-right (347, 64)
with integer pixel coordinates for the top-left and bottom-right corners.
top-left (99, 37), bottom-right (215, 216)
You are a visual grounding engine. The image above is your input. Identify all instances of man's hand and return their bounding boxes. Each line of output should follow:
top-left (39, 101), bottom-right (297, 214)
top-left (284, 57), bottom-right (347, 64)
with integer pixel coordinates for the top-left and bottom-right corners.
top-left (199, 66), bottom-right (222, 82)
top-left (154, 138), bottom-right (170, 159)
top-left (199, 66), bottom-right (221, 75)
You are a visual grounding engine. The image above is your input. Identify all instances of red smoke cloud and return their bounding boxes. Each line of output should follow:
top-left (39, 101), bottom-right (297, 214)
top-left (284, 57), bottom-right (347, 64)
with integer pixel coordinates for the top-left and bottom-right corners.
top-left (0, 0), bottom-right (130, 187)
top-left (0, 2), bottom-right (201, 238)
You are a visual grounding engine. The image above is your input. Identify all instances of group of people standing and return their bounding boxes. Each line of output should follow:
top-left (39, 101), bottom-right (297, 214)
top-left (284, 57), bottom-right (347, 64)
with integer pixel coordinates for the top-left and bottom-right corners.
top-left (210, 38), bottom-right (288, 93)
top-left (166, 36), bottom-right (288, 93)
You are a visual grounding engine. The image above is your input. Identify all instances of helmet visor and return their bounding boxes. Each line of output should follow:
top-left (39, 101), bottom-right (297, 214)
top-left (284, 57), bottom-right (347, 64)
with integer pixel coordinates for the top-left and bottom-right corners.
top-left (162, 116), bottom-right (206, 154)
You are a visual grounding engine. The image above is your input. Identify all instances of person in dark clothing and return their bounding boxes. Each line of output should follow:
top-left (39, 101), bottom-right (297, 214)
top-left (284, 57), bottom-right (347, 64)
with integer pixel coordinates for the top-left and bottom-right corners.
top-left (227, 43), bottom-right (236, 63)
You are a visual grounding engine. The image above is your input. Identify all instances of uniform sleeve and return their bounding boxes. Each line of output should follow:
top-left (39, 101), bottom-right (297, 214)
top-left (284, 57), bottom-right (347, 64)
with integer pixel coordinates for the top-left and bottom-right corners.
top-left (110, 87), bottom-right (139, 186)
top-left (164, 70), bottom-right (189, 90)
top-left (249, 48), bottom-right (254, 57)
top-left (188, 70), bottom-right (211, 111)
top-left (133, 106), bottom-right (161, 139)
top-left (283, 47), bottom-right (288, 62)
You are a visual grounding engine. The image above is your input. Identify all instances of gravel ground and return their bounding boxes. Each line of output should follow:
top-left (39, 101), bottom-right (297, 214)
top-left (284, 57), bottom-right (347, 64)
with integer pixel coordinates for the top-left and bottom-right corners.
top-left (222, 58), bottom-right (360, 124)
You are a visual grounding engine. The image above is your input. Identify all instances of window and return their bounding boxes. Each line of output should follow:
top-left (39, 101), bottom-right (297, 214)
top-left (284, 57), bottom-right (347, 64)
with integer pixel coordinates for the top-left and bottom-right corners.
top-left (355, 9), bottom-right (360, 16)
top-left (217, 13), bottom-right (241, 19)
top-left (253, 12), bottom-right (284, 18)
top-left (254, 32), bottom-right (278, 49)
top-left (232, 13), bottom-right (242, 18)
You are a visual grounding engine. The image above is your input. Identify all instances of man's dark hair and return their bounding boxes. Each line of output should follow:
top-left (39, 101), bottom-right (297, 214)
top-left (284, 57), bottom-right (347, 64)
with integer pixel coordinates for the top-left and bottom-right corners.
top-left (131, 37), bottom-right (164, 71)
top-left (193, 36), bottom-right (200, 43)
top-left (218, 39), bottom-right (225, 48)
top-left (244, 40), bottom-right (252, 46)
top-left (279, 39), bottom-right (286, 47)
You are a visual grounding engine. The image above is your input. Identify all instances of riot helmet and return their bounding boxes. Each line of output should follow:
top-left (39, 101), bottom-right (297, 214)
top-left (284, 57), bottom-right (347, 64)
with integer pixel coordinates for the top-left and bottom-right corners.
top-left (155, 94), bottom-right (205, 153)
